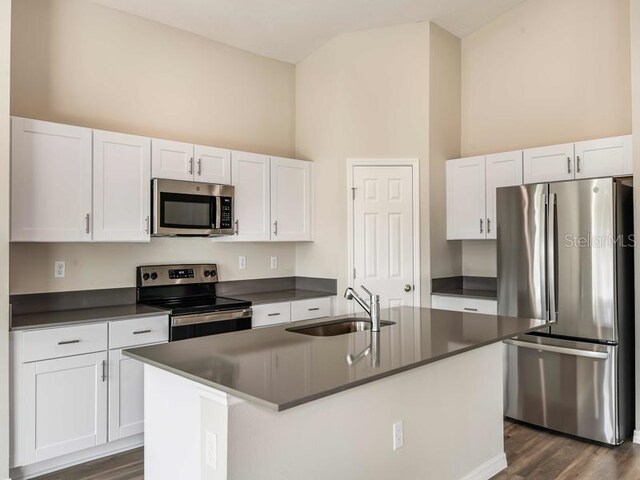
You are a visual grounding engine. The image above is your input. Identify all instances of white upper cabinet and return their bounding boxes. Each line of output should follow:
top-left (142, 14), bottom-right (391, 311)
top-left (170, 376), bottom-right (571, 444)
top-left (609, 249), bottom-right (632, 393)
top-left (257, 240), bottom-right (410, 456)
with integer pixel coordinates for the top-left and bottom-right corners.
top-left (194, 145), bottom-right (231, 184)
top-left (11, 117), bottom-right (93, 242)
top-left (270, 157), bottom-right (313, 241)
top-left (231, 151), bottom-right (271, 241)
top-left (446, 156), bottom-right (486, 240)
top-left (523, 143), bottom-right (575, 184)
top-left (574, 135), bottom-right (632, 179)
top-left (93, 130), bottom-right (151, 242)
top-left (484, 150), bottom-right (523, 240)
top-left (151, 139), bottom-right (194, 181)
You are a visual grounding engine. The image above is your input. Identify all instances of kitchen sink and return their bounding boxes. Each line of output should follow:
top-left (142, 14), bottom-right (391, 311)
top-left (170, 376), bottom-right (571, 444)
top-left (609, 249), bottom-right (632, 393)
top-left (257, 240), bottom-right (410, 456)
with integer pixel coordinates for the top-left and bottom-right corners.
top-left (286, 318), bottom-right (394, 337)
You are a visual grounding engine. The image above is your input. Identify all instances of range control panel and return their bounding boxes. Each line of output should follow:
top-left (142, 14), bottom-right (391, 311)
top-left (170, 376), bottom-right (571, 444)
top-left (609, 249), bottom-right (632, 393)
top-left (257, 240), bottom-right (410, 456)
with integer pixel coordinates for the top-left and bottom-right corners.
top-left (137, 264), bottom-right (218, 287)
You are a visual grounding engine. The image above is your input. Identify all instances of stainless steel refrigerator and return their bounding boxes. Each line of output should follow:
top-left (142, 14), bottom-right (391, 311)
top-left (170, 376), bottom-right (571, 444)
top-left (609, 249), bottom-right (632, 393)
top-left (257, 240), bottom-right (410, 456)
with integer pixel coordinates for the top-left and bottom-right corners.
top-left (497, 177), bottom-right (634, 445)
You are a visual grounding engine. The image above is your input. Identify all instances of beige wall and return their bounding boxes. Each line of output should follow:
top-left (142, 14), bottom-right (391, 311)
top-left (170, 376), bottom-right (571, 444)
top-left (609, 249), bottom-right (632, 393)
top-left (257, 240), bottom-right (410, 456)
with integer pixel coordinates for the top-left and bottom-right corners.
top-left (630, 0), bottom-right (640, 434)
top-left (10, 0), bottom-right (297, 294)
top-left (429, 24), bottom-right (462, 279)
top-left (295, 22), bottom-right (431, 311)
top-left (460, 0), bottom-right (632, 276)
top-left (0, 0), bottom-right (9, 476)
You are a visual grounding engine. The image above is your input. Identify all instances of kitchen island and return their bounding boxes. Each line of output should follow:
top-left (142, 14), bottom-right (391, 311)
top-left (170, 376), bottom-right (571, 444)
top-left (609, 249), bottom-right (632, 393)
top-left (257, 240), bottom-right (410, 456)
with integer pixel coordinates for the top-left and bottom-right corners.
top-left (125, 306), bottom-right (548, 480)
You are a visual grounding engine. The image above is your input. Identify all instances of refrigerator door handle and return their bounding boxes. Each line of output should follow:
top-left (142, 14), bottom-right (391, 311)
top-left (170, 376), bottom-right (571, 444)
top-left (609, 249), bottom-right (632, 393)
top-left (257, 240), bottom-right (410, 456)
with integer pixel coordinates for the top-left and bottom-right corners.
top-left (547, 192), bottom-right (557, 322)
top-left (503, 339), bottom-right (609, 359)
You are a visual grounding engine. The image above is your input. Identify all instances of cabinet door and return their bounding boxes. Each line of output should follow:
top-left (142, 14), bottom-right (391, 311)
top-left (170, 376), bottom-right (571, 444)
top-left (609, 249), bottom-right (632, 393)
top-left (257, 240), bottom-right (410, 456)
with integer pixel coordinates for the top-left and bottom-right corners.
top-left (194, 145), bottom-right (231, 184)
top-left (485, 150), bottom-right (523, 240)
top-left (270, 157), bottom-right (312, 241)
top-left (21, 352), bottom-right (107, 464)
top-left (230, 151), bottom-right (271, 241)
top-left (575, 135), bottom-right (632, 179)
top-left (446, 156), bottom-right (486, 240)
top-left (151, 139), bottom-right (194, 181)
top-left (108, 345), bottom-right (164, 441)
top-left (11, 117), bottom-right (92, 242)
top-left (523, 143), bottom-right (574, 184)
top-left (93, 130), bottom-right (151, 242)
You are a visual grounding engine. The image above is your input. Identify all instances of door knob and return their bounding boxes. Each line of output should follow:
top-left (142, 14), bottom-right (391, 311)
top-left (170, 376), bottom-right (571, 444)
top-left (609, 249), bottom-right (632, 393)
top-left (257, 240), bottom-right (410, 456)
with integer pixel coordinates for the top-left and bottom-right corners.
top-left (404, 284), bottom-right (412, 292)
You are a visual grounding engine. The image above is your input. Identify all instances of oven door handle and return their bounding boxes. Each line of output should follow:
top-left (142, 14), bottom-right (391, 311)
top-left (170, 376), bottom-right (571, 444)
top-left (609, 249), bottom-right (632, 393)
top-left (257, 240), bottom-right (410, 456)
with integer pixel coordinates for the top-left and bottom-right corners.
top-left (172, 308), bottom-right (252, 327)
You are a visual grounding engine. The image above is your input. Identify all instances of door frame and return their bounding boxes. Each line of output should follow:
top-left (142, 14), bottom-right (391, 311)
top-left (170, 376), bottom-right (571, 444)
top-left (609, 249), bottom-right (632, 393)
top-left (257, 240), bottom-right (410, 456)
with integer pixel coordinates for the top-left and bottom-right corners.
top-left (346, 158), bottom-right (421, 308)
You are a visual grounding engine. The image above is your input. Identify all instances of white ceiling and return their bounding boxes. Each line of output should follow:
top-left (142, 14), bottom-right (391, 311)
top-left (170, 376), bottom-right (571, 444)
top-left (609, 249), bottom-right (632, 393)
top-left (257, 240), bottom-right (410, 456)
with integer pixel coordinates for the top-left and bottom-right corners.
top-left (92, 0), bottom-right (525, 64)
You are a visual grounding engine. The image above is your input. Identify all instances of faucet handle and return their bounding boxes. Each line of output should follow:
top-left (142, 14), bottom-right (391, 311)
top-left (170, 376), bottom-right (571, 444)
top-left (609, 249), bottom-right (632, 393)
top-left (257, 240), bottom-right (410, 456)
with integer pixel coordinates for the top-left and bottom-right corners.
top-left (360, 284), bottom-right (373, 297)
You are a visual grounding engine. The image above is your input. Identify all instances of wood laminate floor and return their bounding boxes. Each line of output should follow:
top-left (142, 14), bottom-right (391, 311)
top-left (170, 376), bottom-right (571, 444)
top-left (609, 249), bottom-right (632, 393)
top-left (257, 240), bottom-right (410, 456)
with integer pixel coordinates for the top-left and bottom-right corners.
top-left (31, 420), bottom-right (640, 479)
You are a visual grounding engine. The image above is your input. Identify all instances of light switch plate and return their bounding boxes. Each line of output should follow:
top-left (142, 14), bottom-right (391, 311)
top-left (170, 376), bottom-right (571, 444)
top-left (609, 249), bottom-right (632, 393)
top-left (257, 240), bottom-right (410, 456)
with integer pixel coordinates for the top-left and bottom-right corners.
top-left (205, 430), bottom-right (217, 469)
top-left (393, 421), bottom-right (404, 450)
top-left (270, 256), bottom-right (278, 269)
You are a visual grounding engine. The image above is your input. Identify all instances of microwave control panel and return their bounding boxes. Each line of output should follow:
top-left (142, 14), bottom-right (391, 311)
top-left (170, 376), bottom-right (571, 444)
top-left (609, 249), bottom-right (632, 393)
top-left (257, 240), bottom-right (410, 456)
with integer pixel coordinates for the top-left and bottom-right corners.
top-left (220, 197), bottom-right (233, 229)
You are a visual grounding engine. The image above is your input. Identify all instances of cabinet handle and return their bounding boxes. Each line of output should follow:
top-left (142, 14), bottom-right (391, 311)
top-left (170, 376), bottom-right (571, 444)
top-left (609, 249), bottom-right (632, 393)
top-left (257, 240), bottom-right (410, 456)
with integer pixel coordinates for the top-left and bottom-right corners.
top-left (273, 221), bottom-right (278, 236)
top-left (577, 155), bottom-right (581, 173)
top-left (567, 156), bottom-right (571, 174)
top-left (189, 157), bottom-right (194, 175)
top-left (308, 307), bottom-right (320, 311)
top-left (58, 339), bottom-right (80, 345)
top-left (234, 219), bottom-right (239, 235)
top-left (145, 216), bottom-right (150, 235)
top-left (463, 307), bottom-right (478, 312)
top-left (133, 329), bottom-right (152, 335)
top-left (487, 218), bottom-right (491, 234)
top-left (85, 213), bottom-right (90, 234)
top-left (198, 158), bottom-right (202, 176)
top-left (479, 218), bottom-right (483, 234)
top-left (101, 360), bottom-right (107, 382)
top-left (268, 313), bottom-right (281, 317)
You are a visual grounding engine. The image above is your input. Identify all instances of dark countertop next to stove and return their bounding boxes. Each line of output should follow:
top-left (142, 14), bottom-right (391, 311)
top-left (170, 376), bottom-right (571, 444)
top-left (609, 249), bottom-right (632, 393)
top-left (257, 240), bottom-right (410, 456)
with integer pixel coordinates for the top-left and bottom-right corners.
top-left (232, 289), bottom-right (335, 305)
top-left (432, 276), bottom-right (497, 300)
top-left (125, 306), bottom-right (549, 411)
top-left (11, 304), bottom-right (170, 331)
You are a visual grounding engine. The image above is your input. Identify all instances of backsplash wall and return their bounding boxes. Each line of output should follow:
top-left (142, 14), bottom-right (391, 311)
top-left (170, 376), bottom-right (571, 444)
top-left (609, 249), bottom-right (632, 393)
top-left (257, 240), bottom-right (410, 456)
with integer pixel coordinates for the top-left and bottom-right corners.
top-left (9, 0), bottom-right (297, 294)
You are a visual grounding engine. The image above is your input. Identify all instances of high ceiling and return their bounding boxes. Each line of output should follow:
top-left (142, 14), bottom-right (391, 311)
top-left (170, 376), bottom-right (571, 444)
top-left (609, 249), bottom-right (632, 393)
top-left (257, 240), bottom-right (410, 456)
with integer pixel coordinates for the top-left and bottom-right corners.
top-left (92, 0), bottom-right (526, 64)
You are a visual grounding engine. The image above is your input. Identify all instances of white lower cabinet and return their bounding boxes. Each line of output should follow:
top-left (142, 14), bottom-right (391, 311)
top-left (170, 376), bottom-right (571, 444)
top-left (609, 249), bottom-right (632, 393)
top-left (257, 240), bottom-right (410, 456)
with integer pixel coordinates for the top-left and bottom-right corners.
top-left (108, 348), bottom-right (145, 442)
top-left (21, 352), bottom-right (108, 465)
top-left (431, 294), bottom-right (497, 315)
top-left (252, 296), bottom-right (335, 328)
top-left (252, 302), bottom-right (292, 327)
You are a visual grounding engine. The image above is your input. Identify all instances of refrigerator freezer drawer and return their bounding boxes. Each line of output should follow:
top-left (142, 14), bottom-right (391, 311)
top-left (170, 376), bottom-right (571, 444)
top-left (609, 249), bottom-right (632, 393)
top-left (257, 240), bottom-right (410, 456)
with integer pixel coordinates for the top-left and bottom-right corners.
top-left (504, 337), bottom-right (621, 445)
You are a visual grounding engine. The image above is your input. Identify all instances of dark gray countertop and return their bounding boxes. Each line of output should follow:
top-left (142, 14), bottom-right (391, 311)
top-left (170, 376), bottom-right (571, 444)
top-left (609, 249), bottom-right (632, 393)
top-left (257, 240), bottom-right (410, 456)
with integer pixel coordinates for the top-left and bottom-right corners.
top-left (431, 289), bottom-right (498, 300)
top-left (125, 306), bottom-right (548, 411)
top-left (232, 289), bottom-right (335, 305)
top-left (11, 304), bottom-right (169, 331)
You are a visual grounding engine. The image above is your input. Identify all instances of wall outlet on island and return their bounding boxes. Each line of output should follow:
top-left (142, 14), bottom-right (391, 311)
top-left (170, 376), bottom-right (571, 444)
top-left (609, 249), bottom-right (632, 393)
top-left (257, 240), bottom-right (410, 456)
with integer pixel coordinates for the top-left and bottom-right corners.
top-left (205, 430), bottom-right (217, 469)
top-left (270, 256), bottom-right (278, 269)
top-left (239, 256), bottom-right (247, 270)
top-left (393, 421), bottom-right (404, 451)
top-left (54, 260), bottom-right (65, 278)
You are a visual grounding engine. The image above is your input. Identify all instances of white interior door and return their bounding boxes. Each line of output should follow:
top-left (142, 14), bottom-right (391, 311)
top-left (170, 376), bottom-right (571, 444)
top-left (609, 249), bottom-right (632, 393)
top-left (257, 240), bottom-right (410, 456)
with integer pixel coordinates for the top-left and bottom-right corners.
top-left (93, 130), bottom-right (151, 242)
top-left (352, 165), bottom-right (416, 309)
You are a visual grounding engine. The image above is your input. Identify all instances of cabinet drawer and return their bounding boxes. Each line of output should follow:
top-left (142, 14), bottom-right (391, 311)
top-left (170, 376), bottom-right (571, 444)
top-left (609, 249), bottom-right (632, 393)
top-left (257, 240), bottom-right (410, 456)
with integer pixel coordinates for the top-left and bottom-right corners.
top-left (109, 315), bottom-right (169, 349)
top-left (252, 302), bottom-right (291, 328)
top-left (22, 323), bottom-right (108, 363)
top-left (431, 295), bottom-right (497, 315)
top-left (291, 297), bottom-right (332, 322)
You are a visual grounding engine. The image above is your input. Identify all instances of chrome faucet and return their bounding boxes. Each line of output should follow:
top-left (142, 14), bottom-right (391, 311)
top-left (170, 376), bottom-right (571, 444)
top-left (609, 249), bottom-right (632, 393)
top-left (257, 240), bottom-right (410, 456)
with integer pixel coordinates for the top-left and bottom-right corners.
top-left (346, 330), bottom-right (380, 367)
top-left (344, 285), bottom-right (381, 332)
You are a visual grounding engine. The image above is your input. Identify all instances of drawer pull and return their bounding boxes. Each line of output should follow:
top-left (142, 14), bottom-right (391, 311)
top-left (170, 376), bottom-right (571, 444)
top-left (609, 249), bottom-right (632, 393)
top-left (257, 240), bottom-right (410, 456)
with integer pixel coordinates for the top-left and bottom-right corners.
top-left (463, 308), bottom-right (478, 312)
top-left (58, 339), bottom-right (81, 345)
top-left (133, 329), bottom-right (152, 335)
top-left (308, 308), bottom-right (320, 311)
top-left (267, 313), bottom-right (281, 317)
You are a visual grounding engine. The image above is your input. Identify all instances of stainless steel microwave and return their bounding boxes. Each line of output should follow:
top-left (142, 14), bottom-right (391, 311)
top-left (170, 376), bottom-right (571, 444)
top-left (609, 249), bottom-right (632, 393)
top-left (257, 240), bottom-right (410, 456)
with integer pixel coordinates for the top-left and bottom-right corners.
top-left (152, 179), bottom-right (235, 237)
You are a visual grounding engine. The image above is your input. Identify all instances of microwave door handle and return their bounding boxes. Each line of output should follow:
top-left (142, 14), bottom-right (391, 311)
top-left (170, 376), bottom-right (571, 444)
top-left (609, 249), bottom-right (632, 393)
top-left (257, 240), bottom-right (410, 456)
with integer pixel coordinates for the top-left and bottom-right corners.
top-left (213, 197), bottom-right (221, 230)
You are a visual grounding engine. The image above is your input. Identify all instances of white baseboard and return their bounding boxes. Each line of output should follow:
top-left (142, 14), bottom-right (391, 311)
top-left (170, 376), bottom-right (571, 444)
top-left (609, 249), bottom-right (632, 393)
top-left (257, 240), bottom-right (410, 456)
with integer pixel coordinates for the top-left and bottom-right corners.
top-left (633, 430), bottom-right (640, 444)
top-left (460, 452), bottom-right (508, 480)
top-left (10, 435), bottom-right (143, 480)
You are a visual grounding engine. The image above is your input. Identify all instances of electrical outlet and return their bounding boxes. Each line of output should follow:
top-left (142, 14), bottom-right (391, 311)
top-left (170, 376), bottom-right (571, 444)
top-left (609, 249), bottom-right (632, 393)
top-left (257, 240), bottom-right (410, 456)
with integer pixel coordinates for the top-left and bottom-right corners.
top-left (270, 256), bottom-right (278, 269)
top-left (393, 421), bottom-right (404, 451)
top-left (205, 430), bottom-right (217, 469)
top-left (239, 256), bottom-right (247, 270)
top-left (54, 261), bottom-right (65, 279)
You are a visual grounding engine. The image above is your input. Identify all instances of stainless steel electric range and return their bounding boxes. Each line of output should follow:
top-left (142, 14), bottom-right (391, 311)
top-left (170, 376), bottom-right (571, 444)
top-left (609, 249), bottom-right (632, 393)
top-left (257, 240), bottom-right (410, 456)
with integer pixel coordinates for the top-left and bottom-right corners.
top-left (136, 264), bottom-right (252, 341)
